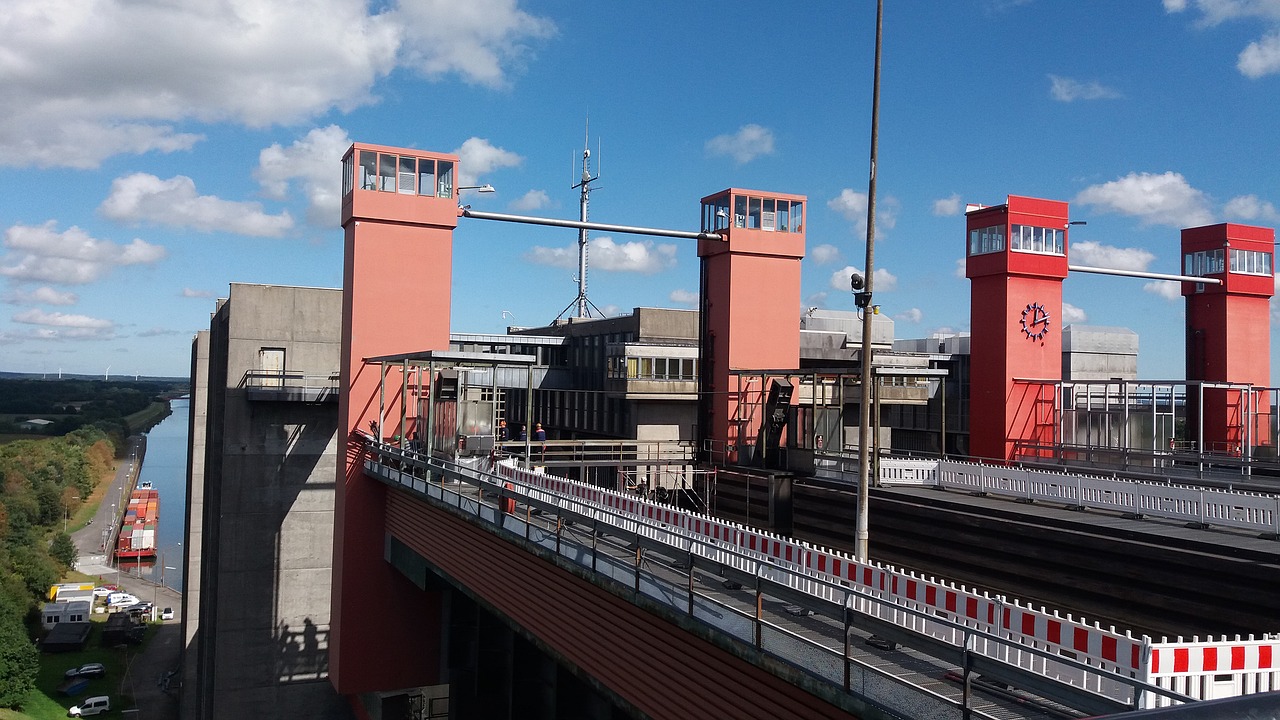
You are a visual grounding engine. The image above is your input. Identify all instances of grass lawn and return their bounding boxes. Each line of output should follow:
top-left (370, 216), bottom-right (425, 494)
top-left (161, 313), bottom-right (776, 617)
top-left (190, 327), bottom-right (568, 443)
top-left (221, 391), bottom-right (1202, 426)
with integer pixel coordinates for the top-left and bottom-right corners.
top-left (7, 615), bottom-right (152, 719)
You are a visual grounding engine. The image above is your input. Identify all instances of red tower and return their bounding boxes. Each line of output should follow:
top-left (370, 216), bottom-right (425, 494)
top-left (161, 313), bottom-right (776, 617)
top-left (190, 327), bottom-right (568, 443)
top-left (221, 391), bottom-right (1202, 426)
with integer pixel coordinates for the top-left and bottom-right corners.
top-left (697, 189), bottom-right (805, 463)
top-left (1181, 223), bottom-right (1274, 454)
top-left (966, 196), bottom-right (1071, 462)
top-left (332, 143), bottom-right (459, 693)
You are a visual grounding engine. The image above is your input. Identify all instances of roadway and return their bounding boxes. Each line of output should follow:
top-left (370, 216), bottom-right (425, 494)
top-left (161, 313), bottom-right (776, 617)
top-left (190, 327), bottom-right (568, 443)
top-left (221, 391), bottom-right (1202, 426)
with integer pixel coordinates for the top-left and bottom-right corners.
top-left (70, 434), bottom-right (181, 720)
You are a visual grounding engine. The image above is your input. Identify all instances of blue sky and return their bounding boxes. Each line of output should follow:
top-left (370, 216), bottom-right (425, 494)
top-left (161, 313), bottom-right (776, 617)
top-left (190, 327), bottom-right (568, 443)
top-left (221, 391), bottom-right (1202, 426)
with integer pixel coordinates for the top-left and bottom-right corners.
top-left (2, 0), bottom-right (1280, 379)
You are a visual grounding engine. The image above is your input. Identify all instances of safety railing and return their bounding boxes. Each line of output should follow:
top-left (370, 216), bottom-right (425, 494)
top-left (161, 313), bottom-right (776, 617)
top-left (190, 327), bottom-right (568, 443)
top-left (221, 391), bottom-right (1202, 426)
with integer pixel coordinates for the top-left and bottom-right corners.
top-left (365, 440), bottom-right (1190, 715)
top-left (241, 370), bottom-right (340, 402)
top-left (495, 438), bottom-right (695, 466)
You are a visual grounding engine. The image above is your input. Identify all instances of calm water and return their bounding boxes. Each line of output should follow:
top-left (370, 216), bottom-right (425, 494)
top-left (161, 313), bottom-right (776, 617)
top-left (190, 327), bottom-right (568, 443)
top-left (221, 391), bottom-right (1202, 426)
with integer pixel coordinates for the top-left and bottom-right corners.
top-left (130, 397), bottom-right (189, 592)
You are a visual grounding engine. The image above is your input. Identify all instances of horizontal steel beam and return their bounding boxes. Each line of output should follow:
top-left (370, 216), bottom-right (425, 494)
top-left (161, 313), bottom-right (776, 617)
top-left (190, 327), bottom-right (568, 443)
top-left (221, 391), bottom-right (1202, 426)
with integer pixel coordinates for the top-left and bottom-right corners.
top-left (461, 208), bottom-right (722, 241)
top-left (1068, 264), bottom-right (1222, 285)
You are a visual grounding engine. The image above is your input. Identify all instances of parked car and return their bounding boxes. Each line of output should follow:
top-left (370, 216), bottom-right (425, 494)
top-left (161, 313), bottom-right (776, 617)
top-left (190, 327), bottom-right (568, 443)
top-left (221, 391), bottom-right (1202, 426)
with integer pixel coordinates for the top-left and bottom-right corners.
top-left (63, 662), bottom-right (106, 679)
top-left (160, 607), bottom-right (174, 620)
top-left (107, 593), bottom-right (139, 607)
top-left (91, 586), bottom-right (113, 597)
top-left (69, 695), bottom-right (110, 716)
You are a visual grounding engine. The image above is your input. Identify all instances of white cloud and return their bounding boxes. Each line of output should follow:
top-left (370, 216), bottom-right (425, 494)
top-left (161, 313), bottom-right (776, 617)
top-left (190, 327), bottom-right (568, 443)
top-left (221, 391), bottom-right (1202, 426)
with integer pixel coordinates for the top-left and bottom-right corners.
top-left (525, 236), bottom-right (676, 274)
top-left (828, 189), bottom-right (898, 236)
top-left (1074, 171), bottom-right (1215, 227)
top-left (597, 304), bottom-right (622, 317)
top-left (809, 244), bottom-right (842, 265)
top-left (510, 190), bottom-right (550, 211)
top-left (101, 173), bottom-right (293, 237)
top-left (1239, 30), bottom-right (1280, 77)
top-left (1070, 241), bottom-right (1156, 271)
top-left (1048, 75), bottom-right (1122, 102)
top-left (954, 258), bottom-right (968, 279)
top-left (1061, 302), bottom-right (1088, 324)
top-left (12, 308), bottom-right (115, 339)
top-left (454, 137), bottom-right (523, 189)
top-left (1166, 0), bottom-right (1280, 26)
top-left (895, 307), bottom-right (923, 323)
top-left (2, 286), bottom-right (78, 306)
top-left (1224, 194), bottom-right (1280, 222)
top-left (669, 289), bottom-right (698, 306)
top-left (137, 327), bottom-right (186, 337)
top-left (932, 194), bottom-right (963, 216)
top-left (182, 288), bottom-right (213, 298)
top-left (705, 124), bottom-right (775, 164)
top-left (255, 125), bottom-right (352, 226)
top-left (805, 291), bottom-right (829, 308)
top-left (1164, 0), bottom-right (1280, 77)
top-left (1, 221), bottom-right (166, 284)
top-left (0, 0), bottom-right (555, 168)
top-left (1143, 280), bottom-right (1183, 301)
top-left (390, 0), bottom-right (556, 88)
top-left (829, 265), bottom-right (897, 292)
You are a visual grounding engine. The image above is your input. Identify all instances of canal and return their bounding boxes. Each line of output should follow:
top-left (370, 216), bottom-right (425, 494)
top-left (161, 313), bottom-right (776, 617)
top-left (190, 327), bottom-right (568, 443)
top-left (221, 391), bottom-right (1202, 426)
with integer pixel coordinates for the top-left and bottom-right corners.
top-left (131, 397), bottom-right (189, 592)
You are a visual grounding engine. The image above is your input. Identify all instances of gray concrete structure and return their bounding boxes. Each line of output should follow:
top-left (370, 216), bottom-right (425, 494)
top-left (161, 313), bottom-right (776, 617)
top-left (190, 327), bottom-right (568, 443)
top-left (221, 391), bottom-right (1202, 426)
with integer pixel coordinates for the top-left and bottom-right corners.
top-left (1062, 325), bottom-right (1139, 381)
top-left (184, 283), bottom-right (350, 720)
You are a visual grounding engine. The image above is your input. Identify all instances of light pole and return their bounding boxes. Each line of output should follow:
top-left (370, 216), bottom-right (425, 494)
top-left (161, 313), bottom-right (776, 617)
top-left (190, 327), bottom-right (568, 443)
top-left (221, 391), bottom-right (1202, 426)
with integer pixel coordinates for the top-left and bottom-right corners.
top-left (153, 542), bottom-right (180, 621)
top-left (63, 494), bottom-right (80, 533)
top-left (854, 0), bottom-right (885, 562)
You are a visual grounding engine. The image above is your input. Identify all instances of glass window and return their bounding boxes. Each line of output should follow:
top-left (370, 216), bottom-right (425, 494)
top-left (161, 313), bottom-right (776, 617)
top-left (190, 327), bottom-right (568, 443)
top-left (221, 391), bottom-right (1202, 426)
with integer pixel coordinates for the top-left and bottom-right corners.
top-left (417, 159), bottom-right (436, 197)
top-left (683, 358), bottom-right (695, 379)
top-left (640, 357), bottom-right (653, 378)
top-left (748, 197), bottom-right (761, 229)
top-left (777, 202), bottom-right (789, 233)
top-left (791, 201), bottom-right (804, 232)
top-left (342, 152), bottom-right (354, 195)
top-left (762, 198), bottom-right (776, 231)
top-left (1008, 225), bottom-right (1063, 256)
top-left (359, 151), bottom-right (378, 190)
top-left (378, 153), bottom-right (397, 192)
top-left (655, 358), bottom-right (668, 378)
top-left (626, 357), bottom-right (638, 379)
top-left (1228, 249), bottom-right (1273, 276)
top-left (969, 225), bottom-right (1006, 255)
top-left (734, 196), bottom-right (747, 228)
top-left (398, 156), bottom-right (416, 195)
top-left (437, 160), bottom-right (454, 198)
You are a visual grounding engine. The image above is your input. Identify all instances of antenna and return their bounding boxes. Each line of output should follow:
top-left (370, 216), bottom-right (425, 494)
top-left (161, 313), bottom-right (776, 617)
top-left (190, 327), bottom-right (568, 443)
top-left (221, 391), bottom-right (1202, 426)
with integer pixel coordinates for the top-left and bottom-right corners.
top-left (554, 117), bottom-right (605, 322)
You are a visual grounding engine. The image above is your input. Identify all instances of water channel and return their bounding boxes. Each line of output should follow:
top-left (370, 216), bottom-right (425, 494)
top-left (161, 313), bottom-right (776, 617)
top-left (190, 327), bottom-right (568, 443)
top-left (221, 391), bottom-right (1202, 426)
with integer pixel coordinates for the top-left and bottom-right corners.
top-left (119, 397), bottom-right (189, 592)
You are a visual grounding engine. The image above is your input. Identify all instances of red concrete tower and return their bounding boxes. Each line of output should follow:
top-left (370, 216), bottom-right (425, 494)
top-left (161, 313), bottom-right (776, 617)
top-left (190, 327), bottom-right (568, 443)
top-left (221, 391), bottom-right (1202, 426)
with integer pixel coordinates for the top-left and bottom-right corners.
top-left (697, 189), bottom-right (805, 463)
top-left (332, 143), bottom-right (458, 693)
top-left (1181, 223), bottom-right (1274, 454)
top-left (966, 196), bottom-right (1071, 462)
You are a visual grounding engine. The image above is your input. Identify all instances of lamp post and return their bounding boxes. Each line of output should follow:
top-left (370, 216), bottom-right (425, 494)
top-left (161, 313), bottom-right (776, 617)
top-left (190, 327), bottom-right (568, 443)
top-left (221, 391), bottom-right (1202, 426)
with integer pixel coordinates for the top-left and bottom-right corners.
top-left (854, 0), bottom-right (885, 562)
top-left (458, 184), bottom-right (496, 194)
top-left (153, 542), bottom-right (181, 622)
top-left (63, 494), bottom-right (80, 533)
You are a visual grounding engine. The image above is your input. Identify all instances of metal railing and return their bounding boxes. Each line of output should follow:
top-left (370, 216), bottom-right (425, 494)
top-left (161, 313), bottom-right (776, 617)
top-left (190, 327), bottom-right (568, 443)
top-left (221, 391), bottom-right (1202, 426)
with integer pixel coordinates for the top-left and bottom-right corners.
top-left (365, 441), bottom-right (1189, 717)
top-left (241, 370), bottom-right (340, 402)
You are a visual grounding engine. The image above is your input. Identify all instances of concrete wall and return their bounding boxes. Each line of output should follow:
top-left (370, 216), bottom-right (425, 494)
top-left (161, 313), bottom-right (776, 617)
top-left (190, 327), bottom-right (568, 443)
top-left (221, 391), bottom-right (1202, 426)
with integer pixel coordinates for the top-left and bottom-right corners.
top-left (188, 283), bottom-right (350, 720)
top-left (181, 330), bottom-right (209, 720)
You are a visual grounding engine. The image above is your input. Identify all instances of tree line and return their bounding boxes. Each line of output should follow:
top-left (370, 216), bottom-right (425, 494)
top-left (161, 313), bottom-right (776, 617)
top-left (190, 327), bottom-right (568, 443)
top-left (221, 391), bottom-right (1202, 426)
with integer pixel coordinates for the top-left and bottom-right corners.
top-left (0, 425), bottom-right (122, 707)
top-left (0, 378), bottom-right (186, 437)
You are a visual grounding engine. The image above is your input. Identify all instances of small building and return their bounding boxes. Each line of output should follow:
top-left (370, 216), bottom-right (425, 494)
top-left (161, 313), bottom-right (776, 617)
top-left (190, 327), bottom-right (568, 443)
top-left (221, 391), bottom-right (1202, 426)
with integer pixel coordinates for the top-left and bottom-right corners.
top-left (42, 622), bottom-right (91, 653)
top-left (19, 418), bottom-right (54, 431)
top-left (41, 600), bottom-right (91, 630)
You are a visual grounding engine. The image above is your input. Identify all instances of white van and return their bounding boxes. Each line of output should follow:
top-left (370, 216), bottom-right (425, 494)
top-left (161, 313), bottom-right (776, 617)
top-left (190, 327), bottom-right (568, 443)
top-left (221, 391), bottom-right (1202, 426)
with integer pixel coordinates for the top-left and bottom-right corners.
top-left (69, 695), bottom-right (110, 716)
top-left (107, 592), bottom-right (138, 607)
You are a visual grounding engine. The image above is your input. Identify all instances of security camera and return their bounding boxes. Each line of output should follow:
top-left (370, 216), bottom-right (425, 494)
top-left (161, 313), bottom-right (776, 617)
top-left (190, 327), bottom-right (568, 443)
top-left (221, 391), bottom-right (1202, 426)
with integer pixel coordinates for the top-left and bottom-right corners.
top-left (850, 272), bottom-right (865, 291)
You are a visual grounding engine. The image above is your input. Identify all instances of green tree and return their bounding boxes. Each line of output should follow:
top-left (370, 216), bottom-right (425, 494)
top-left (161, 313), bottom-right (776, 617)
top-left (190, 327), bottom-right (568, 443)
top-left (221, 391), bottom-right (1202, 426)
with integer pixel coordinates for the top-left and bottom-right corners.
top-left (0, 601), bottom-right (36, 709)
top-left (49, 532), bottom-right (76, 571)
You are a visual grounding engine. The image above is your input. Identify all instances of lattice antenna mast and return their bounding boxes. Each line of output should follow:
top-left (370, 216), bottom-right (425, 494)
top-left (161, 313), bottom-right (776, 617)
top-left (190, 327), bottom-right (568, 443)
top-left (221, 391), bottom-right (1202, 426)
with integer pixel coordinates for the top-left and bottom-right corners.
top-left (557, 120), bottom-right (602, 321)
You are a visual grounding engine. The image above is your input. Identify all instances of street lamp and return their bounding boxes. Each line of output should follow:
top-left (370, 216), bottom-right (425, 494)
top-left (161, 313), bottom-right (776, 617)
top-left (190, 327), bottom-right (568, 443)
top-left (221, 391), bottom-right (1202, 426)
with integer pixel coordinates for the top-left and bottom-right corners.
top-left (63, 494), bottom-right (80, 533)
top-left (459, 184), bottom-right (496, 193)
top-left (153, 542), bottom-right (181, 622)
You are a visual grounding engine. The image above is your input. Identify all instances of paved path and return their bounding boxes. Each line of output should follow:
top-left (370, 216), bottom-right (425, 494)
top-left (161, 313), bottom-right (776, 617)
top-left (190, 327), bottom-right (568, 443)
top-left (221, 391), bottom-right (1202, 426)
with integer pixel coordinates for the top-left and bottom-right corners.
top-left (71, 436), bottom-right (181, 720)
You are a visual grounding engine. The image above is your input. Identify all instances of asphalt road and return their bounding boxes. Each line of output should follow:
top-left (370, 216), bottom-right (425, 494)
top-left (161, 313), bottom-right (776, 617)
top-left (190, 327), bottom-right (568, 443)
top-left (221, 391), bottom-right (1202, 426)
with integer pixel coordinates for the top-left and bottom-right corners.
top-left (71, 435), bottom-right (181, 720)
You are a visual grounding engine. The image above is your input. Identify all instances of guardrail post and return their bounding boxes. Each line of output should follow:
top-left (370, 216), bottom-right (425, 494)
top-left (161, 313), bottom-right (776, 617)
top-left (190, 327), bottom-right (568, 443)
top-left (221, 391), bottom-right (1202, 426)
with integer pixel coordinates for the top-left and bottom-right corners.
top-left (754, 572), bottom-right (763, 649)
top-left (962, 631), bottom-right (974, 720)
top-left (843, 595), bottom-right (852, 691)
top-left (592, 518), bottom-right (599, 574)
top-left (686, 552), bottom-right (695, 617)
top-left (634, 545), bottom-right (643, 593)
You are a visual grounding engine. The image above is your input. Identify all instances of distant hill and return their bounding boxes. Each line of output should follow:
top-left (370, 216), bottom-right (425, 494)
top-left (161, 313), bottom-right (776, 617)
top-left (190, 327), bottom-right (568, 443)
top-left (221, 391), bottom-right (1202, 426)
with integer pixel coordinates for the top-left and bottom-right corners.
top-left (0, 370), bottom-right (189, 383)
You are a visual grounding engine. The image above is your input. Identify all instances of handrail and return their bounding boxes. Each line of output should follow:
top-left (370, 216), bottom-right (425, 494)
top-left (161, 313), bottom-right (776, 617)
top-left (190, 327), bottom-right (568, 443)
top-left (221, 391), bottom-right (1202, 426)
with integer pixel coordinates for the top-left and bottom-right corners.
top-left (366, 442), bottom-right (1191, 714)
